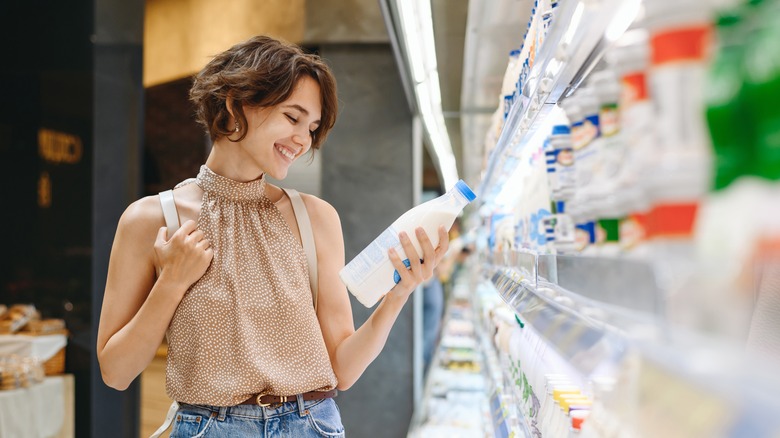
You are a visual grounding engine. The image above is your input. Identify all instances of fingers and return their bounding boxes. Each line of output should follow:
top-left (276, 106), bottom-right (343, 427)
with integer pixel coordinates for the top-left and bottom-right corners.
top-left (189, 229), bottom-right (205, 243)
top-left (388, 247), bottom-right (405, 272)
top-left (399, 232), bottom-right (423, 280)
top-left (196, 238), bottom-right (211, 250)
top-left (388, 247), bottom-right (412, 288)
top-left (415, 228), bottom-right (435, 278)
top-left (435, 225), bottom-right (449, 264)
top-left (173, 220), bottom-right (197, 239)
top-left (197, 239), bottom-right (214, 261)
top-left (158, 219), bottom-right (210, 254)
top-left (156, 226), bottom-right (169, 244)
top-left (388, 227), bottom-right (452, 296)
top-left (167, 221), bottom-right (205, 245)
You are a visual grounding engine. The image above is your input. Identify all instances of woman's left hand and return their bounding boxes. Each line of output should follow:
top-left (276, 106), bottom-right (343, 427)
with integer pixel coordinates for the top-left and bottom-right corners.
top-left (387, 225), bottom-right (450, 299)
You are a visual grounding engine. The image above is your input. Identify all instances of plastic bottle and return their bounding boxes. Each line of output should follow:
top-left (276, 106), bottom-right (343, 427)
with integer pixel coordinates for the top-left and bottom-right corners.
top-left (590, 70), bottom-right (625, 256)
top-left (569, 410), bottom-right (591, 437)
top-left (644, 0), bottom-right (715, 290)
top-left (644, 0), bottom-right (714, 205)
top-left (573, 88), bottom-right (602, 189)
top-left (743, 0), bottom-right (780, 182)
top-left (550, 125), bottom-right (576, 201)
top-left (545, 138), bottom-right (560, 198)
top-left (610, 36), bottom-right (653, 258)
top-left (339, 181), bottom-right (476, 307)
top-left (501, 49), bottom-right (523, 121)
top-left (705, 10), bottom-right (750, 191)
top-left (551, 387), bottom-right (583, 436)
top-left (553, 201), bottom-right (577, 254)
top-left (562, 100), bottom-right (584, 156)
top-left (541, 385), bottom-right (579, 431)
top-left (573, 88), bottom-right (603, 255)
top-left (590, 70), bottom-right (624, 198)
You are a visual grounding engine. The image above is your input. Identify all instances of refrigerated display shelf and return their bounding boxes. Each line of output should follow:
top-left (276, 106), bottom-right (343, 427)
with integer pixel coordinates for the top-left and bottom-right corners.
top-left (482, 251), bottom-right (780, 437)
top-left (478, 314), bottom-right (533, 438)
top-left (480, 0), bottom-right (631, 205)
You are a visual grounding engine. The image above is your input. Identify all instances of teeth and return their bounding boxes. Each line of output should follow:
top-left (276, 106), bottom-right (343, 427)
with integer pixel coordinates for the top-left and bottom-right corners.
top-left (276, 145), bottom-right (296, 160)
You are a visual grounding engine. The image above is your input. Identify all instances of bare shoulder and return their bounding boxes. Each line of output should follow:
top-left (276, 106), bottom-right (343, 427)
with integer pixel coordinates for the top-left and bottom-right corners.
top-left (299, 193), bottom-right (341, 227)
top-left (117, 195), bottom-right (165, 236)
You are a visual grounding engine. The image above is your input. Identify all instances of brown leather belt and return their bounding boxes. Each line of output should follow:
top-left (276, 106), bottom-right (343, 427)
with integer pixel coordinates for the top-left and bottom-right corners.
top-left (239, 389), bottom-right (338, 407)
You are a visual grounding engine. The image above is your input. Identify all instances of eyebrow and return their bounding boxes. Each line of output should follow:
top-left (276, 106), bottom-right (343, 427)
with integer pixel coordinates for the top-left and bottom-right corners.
top-left (283, 104), bottom-right (321, 124)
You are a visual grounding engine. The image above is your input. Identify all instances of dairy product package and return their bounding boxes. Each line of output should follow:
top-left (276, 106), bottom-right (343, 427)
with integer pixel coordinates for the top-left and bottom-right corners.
top-left (340, 180), bottom-right (476, 307)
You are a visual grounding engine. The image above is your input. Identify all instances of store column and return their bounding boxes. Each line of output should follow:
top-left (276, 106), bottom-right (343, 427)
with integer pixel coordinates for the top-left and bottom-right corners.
top-left (320, 44), bottom-right (417, 437)
top-left (92, 0), bottom-right (145, 436)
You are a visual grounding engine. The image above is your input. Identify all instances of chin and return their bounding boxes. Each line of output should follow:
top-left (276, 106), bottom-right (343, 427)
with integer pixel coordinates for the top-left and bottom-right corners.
top-left (267, 169), bottom-right (289, 181)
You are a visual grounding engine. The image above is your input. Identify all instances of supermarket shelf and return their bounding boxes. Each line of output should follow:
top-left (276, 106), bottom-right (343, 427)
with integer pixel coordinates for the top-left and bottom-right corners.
top-left (539, 254), bottom-right (662, 315)
top-left (477, 319), bottom-right (533, 438)
top-left (486, 264), bottom-right (629, 377)
top-left (483, 251), bottom-right (780, 437)
top-left (492, 251), bottom-right (662, 315)
top-left (479, 0), bottom-right (626, 205)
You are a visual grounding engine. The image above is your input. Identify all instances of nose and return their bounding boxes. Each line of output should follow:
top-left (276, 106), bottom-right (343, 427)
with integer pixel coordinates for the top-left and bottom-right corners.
top-left (291, 131), bottom-right (312, 151)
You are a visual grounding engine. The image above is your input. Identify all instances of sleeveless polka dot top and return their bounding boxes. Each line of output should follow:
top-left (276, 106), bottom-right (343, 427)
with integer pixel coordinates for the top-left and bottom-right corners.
top-left (165, 165), bottom-right (337, 406)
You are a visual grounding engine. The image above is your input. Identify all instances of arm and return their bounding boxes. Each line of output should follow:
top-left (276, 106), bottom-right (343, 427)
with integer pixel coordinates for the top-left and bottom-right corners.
top-left (306, 196), bottom-right (448, 390)
top-left (96, 198), bottom-right (213, 390)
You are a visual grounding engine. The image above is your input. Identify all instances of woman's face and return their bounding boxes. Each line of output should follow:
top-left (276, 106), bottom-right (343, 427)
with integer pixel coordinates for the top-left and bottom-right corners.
top-left (239, 76), bottom-right (322, 180)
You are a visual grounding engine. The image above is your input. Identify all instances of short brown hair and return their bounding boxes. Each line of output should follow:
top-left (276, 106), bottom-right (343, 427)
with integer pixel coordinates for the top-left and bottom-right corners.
top-left (190, 35), bottom-right (337, 150)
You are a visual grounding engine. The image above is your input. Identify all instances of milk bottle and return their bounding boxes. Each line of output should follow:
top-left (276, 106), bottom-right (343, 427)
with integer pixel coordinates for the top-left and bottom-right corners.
top-left (340, 180), bottom-right (476, 307)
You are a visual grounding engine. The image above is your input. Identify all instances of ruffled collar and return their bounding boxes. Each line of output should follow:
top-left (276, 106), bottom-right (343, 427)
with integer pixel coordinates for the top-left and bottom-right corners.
top-left (195, 165), bottom-right (267, 202)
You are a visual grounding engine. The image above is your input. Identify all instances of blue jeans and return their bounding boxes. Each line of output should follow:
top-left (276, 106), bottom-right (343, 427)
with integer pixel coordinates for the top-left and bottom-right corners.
top-left (170, 395), bottom-right (345, 437)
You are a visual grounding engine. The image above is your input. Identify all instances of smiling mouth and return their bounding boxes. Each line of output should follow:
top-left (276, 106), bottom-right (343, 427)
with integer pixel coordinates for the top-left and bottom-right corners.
top-left (275, 144), bottom-right (297, 160)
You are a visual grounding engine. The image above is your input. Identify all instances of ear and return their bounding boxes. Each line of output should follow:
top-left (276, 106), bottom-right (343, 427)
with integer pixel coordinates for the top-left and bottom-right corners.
top-left (226, 95), bottom-right (236, 119)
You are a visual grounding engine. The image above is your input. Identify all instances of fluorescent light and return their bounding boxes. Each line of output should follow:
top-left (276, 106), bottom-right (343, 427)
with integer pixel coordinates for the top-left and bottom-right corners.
top-left (605, 0), bottom-right (641, 42)
top-left (397, 0), bottom-right (427, 83)
top-left (396, 0), bottom-right (460, 191)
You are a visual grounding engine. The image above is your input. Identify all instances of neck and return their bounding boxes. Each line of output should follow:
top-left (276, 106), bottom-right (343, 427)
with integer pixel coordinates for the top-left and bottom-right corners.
top-left (205, 137), bottom-right (264, 182)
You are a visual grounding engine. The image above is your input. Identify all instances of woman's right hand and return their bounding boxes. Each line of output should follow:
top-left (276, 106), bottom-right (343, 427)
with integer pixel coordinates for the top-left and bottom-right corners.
top-left (153, 220), bottom-right (213, 293)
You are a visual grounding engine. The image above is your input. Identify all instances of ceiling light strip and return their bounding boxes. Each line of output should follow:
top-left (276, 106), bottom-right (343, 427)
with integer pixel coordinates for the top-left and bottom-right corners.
top-left (396, 0), bottom-right (460, 191)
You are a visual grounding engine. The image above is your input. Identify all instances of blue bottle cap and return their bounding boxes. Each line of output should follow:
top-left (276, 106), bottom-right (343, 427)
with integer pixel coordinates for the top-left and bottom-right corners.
top-left (552, 125), bottom-right (570, 135)
top-left (454, 180), bottom-right (476, 202)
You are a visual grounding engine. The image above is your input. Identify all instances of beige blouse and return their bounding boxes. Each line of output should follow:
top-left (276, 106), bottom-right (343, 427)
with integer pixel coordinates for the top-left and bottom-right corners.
top-left (165, 165), bottom-right (337, 406)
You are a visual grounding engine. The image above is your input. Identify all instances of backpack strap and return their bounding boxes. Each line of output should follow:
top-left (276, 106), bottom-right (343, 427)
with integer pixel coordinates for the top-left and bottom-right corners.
top-left (282, 188), bottom-right (319, 312)
top-left (158, 190), bottom-right (180, 238)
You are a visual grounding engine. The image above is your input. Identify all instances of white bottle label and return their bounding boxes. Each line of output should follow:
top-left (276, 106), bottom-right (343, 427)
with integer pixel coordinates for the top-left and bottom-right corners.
top-left (339, 183), bottom-right (474, 307)
top-left (341, 225), bottom-right (401, 287)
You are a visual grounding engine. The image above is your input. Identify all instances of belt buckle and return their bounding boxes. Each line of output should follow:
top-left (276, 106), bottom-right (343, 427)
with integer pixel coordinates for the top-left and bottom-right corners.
top-left (256, 392), bottom-right (288, 408)
top-left (255, 391), bottom-right (272, 408)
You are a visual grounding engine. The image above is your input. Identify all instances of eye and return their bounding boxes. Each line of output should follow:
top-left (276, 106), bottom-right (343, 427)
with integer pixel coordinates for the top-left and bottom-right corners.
top-left (285, 114), bottom-right (297, 123)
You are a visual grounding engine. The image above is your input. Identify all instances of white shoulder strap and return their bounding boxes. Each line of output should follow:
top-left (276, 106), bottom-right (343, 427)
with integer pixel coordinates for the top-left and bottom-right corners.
top-left (282, 188), bottom-right (319, 311)
top-left (149, 401), bottom-right (179, 438)
top-left (158, 190), bottom-right (180, 238)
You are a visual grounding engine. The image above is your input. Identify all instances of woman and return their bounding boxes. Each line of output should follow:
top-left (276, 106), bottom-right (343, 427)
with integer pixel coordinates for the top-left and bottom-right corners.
top-left (96, 36), bottom-right (449, 437)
